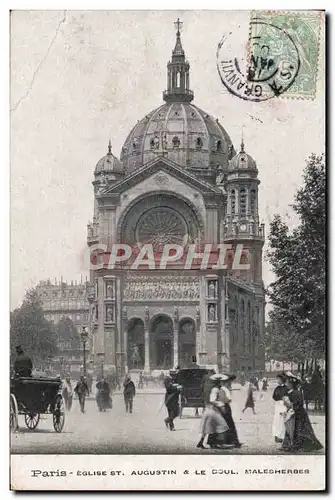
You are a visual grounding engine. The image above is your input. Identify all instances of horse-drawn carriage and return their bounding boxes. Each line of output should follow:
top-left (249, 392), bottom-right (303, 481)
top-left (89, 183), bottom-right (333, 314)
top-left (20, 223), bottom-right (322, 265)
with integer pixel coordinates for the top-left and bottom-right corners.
top-left (10, 376), bottom-right (65, 433)
top-left (175, 368), bottom-right (210, 417)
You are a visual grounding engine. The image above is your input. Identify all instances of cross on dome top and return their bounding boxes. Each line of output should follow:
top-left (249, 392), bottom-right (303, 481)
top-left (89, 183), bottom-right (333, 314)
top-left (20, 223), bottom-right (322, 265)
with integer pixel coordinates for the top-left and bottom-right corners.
top-left (174, 17), bottom-right (183, 35)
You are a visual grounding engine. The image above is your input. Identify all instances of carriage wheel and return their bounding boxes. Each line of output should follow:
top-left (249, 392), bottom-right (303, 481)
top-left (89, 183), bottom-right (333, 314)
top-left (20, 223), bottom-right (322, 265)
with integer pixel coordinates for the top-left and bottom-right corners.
top-left (10, 394), bottom-right (19, 432)
top-left (24, 412), bottom-right (40, 430)
top-left (53, 394), bottom-right (65, 433)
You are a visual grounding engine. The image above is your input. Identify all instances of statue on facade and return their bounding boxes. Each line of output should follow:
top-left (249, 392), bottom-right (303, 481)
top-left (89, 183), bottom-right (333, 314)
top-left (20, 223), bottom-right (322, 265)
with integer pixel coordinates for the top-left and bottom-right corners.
top-left (208, 280), bottom-right (216, 298)
top-left (208, 304), bottom-right (216, 322)
top-left (122, 306), bottom-right (127, 320)
top-left (106, 282), bottom-right (113, 299)
top-left (131, 345), bottom-right (141, 368)
top-left (106, 306), bottom-right (113, 323)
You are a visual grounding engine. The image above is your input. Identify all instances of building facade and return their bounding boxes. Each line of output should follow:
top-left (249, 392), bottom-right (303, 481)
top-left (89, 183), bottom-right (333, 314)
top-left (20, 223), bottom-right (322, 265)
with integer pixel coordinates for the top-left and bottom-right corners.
top-left (36, 279), bottom-right (91, 372)
top-left (87, 23), bottom-right (266, 375)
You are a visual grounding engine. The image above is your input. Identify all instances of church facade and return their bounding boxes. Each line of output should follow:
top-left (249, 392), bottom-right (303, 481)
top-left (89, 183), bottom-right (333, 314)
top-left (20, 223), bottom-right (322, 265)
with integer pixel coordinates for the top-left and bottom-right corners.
top-left (87, 22), bottom-right (266, 375)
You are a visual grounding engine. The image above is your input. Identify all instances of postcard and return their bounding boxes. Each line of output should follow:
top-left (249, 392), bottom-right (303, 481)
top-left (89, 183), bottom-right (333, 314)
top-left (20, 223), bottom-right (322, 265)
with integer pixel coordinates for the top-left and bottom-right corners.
top-left (10, 10), bottom-right (326, 491)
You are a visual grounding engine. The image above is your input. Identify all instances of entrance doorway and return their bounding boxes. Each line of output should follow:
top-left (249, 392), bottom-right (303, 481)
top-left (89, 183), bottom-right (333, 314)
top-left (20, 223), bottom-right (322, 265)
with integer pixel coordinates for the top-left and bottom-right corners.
top-left (178, 318), bottom-right (196, 368)
top-left (149, 314), bottom-right (173, 370)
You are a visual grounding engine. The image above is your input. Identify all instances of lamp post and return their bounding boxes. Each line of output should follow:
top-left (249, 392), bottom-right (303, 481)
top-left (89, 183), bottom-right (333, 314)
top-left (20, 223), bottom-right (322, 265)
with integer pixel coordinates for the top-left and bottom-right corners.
top-left (81, 327), bottom-right (89, 376)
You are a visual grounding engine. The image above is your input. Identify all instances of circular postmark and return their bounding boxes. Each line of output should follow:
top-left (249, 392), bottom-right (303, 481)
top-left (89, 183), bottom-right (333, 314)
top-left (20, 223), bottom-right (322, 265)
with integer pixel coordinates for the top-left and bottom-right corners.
top-left (216, 19), bottom-right (301, 102)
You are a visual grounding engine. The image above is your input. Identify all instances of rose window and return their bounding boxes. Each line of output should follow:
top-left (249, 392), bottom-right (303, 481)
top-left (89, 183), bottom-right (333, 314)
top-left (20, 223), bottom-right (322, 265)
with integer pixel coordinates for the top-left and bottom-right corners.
top-left (136, 207), bottom-right (189, 249)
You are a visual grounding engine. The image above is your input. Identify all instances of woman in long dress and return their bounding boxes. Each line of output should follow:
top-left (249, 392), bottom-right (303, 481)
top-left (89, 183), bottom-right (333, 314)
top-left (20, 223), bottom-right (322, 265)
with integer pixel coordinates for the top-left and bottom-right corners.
top-left (272, 373), bottom-right (288, 443)
top-left (197, 374), bottom-right (229, 449)
top-left (219, 375), bottom-right (242, 448)
top-left (281, 374), bottom-right (323, 452)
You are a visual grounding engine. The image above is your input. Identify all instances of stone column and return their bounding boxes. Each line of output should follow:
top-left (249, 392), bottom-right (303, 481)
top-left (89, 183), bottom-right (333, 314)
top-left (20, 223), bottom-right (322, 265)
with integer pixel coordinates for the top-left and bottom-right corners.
top-left (144, 307), bottom-right (150, 373)
top-left (122, 306), bottom-right (128, 375)
top-left (173, 307), bottom-right (179, 369)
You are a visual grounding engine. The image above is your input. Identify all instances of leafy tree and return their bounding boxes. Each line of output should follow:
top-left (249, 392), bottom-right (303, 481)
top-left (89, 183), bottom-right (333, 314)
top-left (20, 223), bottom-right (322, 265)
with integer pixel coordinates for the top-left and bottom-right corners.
top-left (266, 153), bottom-right (325, 359)
top-left (54, 316), bottom-right (80, 348)
top-left (10, 288), bottom-right (58, 365)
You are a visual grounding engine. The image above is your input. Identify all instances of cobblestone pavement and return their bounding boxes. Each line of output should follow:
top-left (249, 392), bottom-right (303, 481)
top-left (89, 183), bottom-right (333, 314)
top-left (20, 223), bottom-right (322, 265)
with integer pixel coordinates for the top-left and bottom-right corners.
top-left (11, 385), bottom-right (325, 455)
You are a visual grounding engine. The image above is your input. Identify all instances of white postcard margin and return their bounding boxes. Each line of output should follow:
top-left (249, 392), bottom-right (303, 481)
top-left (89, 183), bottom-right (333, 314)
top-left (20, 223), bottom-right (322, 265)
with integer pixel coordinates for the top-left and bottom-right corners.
top-left (11, 454), bottom-right (325, 491)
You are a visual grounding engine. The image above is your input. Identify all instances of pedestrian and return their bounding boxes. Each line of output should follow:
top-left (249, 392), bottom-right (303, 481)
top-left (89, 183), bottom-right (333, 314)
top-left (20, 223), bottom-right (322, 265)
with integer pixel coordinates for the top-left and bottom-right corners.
top-left (138, 371), bottom-right (144, 389)
top-left (272, 373), bottom-right (288, 443)
top-left (261, 377), bottom-right (269, 391)
top-left (96, 377), bottom-right (112, 412)
top-left (219, 374), bottom-right (242, 448)
top-left (197, 374), bottom-right (229, 449)
top-left (74, 375), bottom-right (89, 413)
top-left (281, 373), bottom-right (323, 452)
top-left (164, 374), bottom-right (182, 431)
top-left (242, 381), bottom-right (256, 414)
top-left (123, 374), bottom-right (136, 413)
top-left (62, 376), bottom-right (74, 411)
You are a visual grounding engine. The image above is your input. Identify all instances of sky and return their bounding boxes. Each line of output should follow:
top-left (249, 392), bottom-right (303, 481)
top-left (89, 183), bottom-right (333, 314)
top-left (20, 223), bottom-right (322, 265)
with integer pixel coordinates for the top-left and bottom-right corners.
top-left (10, 10), bottom-right (325, 309)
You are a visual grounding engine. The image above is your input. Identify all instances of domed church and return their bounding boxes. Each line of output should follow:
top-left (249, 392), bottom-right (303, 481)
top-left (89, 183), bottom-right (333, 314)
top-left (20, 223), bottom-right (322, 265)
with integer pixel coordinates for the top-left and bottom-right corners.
top-left (87, 20), bottom-right (265, 375)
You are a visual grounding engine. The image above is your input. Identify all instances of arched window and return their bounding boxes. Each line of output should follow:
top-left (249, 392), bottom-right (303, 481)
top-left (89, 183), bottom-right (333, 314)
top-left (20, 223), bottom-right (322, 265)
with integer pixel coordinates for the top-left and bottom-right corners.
top-left (247, 301), bottom-right (251, 353)
top-left (176, 72), bottom-right (180, 87)
top-left (216, 140), bottom-right (222, 152)
top-left (240, 299), bottom-right (245, 346)
top-left (254, 307), bottom-right (259, 338)
top-left (250, 189), bottom-right (256, 214)
top-left (196, 137), bottom-right (203, 149)
top-left (231, 189), bottom-right (236, 214)
top-left (172, 136), bottom-right (180, 148)
top-left (240, 187), bottom-right (247, 216)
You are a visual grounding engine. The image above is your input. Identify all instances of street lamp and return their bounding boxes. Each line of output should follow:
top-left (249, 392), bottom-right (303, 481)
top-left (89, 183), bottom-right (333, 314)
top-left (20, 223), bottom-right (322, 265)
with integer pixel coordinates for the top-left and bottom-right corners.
top-left (81, 327), bottom-right (89, 376)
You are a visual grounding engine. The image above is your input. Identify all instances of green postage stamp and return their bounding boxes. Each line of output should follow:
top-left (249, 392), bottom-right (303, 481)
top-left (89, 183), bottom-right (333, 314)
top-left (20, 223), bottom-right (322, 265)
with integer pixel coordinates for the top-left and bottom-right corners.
top-left (249, 11), bottom-right (323, 100)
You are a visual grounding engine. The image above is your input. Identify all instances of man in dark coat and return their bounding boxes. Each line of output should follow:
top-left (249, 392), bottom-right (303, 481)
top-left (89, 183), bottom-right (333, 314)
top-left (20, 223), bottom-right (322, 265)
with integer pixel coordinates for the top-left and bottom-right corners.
top-left (164, 375), bottom-right (182, 431)
top-left (123, 374), bottom-right (136, 413)
top-left (74, 375), bottom-right (89, 413)
top-left (13, 346), bottom-right (33, 377)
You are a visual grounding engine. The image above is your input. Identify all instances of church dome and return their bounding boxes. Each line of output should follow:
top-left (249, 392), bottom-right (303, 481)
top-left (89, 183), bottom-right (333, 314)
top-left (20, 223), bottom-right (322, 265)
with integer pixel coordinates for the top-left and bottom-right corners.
top-left (229, 140), bottom-right (257, 172)
top-left (120, 20), bottom-right (235, 176)
top-left (95, 140), bottom-right (123, 174)
top-left (120, 103), bottom-right (235, 174)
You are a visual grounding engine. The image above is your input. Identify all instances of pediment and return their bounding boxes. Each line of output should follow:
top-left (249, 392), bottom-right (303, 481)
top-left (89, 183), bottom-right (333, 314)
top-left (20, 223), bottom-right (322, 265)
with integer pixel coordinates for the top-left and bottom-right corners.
top-left (100, 156), bottom-right (221, 197)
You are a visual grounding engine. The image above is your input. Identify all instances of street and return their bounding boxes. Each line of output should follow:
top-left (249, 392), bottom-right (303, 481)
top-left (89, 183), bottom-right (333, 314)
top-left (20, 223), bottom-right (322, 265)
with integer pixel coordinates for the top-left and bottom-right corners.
top-left (11, 383), bottom-right (325, 455)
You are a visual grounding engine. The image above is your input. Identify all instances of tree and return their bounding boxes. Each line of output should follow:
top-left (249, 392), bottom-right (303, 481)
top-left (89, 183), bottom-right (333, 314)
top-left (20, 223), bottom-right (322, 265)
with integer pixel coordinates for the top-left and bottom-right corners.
top-left (266, 153), bottom-right (325, 359)
top-left (10, 288), bottom-right (58, 365)
top-left (54, 316), bottom-right (80, 348)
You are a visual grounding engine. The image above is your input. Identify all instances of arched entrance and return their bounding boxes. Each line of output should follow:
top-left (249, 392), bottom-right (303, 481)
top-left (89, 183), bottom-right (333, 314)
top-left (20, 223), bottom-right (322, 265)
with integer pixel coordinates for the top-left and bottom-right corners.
top-left (127, 318), bottom-right (145, 370)
top-left (178, 318), bottom-right (196, 368)
top-left (149, 314), bottom-right (173, 370)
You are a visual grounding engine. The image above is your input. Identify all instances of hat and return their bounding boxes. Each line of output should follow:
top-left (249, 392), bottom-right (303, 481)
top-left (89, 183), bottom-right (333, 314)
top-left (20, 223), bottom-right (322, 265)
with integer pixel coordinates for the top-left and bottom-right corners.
top-left (210, 374), bottom-right (223, 381)
top-left (222, 373), bottom-right (236, 381)
top-left (285, 371), bottom-right (301, 382)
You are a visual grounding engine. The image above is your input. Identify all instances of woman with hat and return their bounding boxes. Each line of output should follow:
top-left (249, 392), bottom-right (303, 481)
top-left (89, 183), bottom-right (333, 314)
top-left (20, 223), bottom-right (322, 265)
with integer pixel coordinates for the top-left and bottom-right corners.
top-left (272, 373), bottom-right (288, 443)
top-left (281, 373), bottom-right (323, 452)
top-left (197, 374), bottom-right (229, 449)
top-left (219, 374), bottom-right (242, 448)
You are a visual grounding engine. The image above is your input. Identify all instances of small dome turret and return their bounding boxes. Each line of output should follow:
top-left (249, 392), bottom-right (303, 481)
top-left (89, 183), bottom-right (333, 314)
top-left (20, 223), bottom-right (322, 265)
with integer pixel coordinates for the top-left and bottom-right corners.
top-left (95, 140), bottom-right (123, 175)
top-left (229, 139), bottom-right (257, 172)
